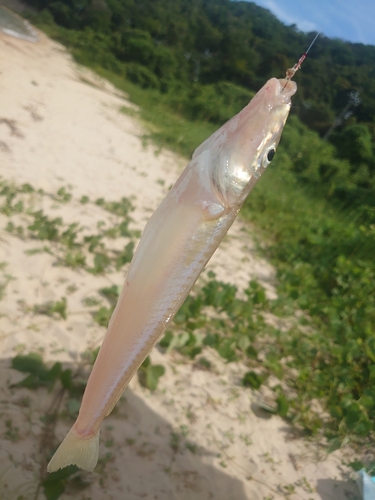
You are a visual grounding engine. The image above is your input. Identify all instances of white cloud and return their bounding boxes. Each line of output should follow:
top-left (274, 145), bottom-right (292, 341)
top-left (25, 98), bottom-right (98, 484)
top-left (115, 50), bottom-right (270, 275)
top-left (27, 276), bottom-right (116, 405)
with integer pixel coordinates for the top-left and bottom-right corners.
top-left (260, 0), bottom-right (318, 32)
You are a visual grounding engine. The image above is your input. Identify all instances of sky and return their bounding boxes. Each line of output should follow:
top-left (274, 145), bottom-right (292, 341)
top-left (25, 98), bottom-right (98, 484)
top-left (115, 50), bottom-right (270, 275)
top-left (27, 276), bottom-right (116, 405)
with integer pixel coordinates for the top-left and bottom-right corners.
top-left (247, 0), bottom-right (375, 46)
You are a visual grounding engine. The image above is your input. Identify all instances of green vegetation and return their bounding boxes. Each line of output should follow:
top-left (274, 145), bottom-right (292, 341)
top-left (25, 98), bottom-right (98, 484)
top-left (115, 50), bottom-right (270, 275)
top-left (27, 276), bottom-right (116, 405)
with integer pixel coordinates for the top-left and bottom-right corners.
top-left (2, 170), bottom-right (374, 498)
top-left (10, 351), bottom-right (97, 499)
top-left (1, 179), bottom-right (137, 276)
top-left (31, 297), bottom-right (68, 320)
top-left (0, 262), bottom-right (11, 301)
top-left (8, 348), bottom-right (164, 498)
top-left (138, 356), bottom-right (165, 391)
top-left (23, 0), bottom-right (375, 131)
top-left (242, 152), bottom-right (375, 440)
top-left (157, 273), bottom-right (375, 441)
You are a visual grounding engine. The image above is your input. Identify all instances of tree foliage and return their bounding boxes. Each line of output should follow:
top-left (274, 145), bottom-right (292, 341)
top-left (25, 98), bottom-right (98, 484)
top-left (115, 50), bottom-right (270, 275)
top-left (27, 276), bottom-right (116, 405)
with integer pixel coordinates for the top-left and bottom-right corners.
top-left (27, 0), bottom-right (375, 205)
top-left (25, 0), bottom-right (375, 126)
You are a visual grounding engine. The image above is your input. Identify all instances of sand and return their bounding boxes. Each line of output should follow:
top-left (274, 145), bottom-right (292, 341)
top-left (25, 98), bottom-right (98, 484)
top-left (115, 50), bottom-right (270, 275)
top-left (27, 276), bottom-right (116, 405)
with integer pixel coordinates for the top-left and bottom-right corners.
top-left (0, 26), bottom-right (361, 500)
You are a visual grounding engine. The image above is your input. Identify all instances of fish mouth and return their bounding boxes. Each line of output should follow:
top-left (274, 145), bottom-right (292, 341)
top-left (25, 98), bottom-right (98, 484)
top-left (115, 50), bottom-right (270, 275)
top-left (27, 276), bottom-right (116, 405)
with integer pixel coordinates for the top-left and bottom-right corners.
top-left (277, 78), bottom-right (298, 99)
top-left (262, 78), bottom-right (297, 109)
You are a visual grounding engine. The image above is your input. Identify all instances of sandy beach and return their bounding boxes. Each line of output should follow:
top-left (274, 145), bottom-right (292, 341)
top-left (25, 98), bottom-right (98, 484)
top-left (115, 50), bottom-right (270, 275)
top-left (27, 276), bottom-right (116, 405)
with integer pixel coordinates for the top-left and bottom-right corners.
top-left (0, 24), bottom-right (361, 500)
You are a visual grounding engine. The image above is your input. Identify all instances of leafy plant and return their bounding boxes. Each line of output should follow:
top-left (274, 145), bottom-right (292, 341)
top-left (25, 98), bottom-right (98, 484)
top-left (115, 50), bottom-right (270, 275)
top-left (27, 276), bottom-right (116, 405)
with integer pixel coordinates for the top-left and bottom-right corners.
top-left (0, 262), bottom-right (11, 300)
top-left (10, 352), bottom-right (93, 499)
top-left (28, 212), bottom-right (63, 241)
top-left (99, 285), bottom-right (120, 304)
top-left (82, 296), bottom-right (101, 307)
top-left (93, 306), bottom-right (114, 327)
top-left (62, 250), bottom-right (86, 269)
top-left (89, 252), bottom-right (111, 274)
top-left (243, 371), bottom-right (264, 390)
top-left (138, 356), bottom-right (165, 391)
top-left (55, 187), bottom-right (72, 203)
top-left (4, 419), bottom-right (20, 442)
top-left (115, 242), bottom-right (135, 270)
top-left (32, 298), bottom-right (67, 320)
top-left (42, 466), bottom-right (79, 500)
top-left (95, 196), bottom-right (134, 217)
top-left (80, 195), bottom-right (90, 204)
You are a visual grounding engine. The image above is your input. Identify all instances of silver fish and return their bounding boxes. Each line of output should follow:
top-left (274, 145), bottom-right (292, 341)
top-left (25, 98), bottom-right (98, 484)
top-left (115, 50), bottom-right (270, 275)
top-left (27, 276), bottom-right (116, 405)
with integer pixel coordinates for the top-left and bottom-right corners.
top-left (48, 77), bottom-right (297, 472)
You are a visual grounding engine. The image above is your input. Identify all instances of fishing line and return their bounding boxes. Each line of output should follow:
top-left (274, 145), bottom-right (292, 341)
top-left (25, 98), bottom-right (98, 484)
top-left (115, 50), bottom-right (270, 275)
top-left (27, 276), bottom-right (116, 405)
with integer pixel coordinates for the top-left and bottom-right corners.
top-left (282, 0), bottom-right (345, 85)
top-left (282, 31), bottom-right (321, 90)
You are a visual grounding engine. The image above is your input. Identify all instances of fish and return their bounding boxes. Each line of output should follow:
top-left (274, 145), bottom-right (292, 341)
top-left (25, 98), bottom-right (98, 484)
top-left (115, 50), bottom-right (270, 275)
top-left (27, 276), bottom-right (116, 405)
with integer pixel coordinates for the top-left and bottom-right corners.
top-left (47, 76), bottom-right (297, 473)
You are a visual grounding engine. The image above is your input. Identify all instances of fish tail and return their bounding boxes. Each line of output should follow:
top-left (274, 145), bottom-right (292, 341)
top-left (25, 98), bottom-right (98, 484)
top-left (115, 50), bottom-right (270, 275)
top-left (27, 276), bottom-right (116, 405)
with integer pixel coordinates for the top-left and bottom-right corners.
top-left (47, 427), bottom-right (100, 472)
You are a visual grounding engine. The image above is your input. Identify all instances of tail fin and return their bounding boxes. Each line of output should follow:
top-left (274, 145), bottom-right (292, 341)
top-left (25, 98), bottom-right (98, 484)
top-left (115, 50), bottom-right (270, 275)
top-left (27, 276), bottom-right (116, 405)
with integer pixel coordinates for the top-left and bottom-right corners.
top-left (47, 427), bottom-right (100, 472)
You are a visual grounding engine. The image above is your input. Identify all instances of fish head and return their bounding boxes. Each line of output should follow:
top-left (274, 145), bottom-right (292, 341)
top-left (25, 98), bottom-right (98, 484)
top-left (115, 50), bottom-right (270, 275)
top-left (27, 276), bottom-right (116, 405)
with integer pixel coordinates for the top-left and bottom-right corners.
top-left (193, 78), bottom-right (297, 209)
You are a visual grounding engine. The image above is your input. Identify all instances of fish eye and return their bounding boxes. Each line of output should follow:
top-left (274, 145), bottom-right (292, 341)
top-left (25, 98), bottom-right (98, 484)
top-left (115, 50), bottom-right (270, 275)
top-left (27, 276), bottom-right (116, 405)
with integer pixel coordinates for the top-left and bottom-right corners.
top-left (267, 148), bottom-right (275, 162)
top-left (260, 146), bottom-right (276, 170)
